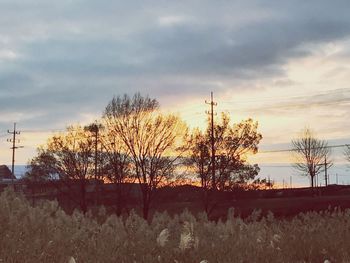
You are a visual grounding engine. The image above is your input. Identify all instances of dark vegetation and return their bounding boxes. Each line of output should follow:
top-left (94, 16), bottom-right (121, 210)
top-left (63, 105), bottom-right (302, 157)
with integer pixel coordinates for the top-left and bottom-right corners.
top-left (2, 188), bottom-right (350, 263)
top-left (11, 181), bottom-right (350, 221)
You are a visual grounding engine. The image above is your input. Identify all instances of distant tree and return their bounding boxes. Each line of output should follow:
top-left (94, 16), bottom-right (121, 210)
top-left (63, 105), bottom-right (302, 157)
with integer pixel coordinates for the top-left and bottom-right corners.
top-left (24, 149), bottom-right (58, 206)
top-left (27, 126), bottom-right (95, 213)
top-left (248, 178), bottom-right (274, 190)
top-left (103, 93), bottom-right (187, 219)
top-left (292, 128), bottom-right (331, 188)
top-left (186, 113), bottom-right (262, 214)
top-left (25, 148), bottom-right (57, 182)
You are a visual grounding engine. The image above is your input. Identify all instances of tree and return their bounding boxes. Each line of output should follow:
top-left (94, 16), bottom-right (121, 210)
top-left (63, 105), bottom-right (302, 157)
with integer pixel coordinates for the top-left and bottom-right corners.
top-left (186, 113), bottom-right (262, 214)
top-left (187, 113), bottom-right (261, 190)
top-left (99, 128), bottom-right (134, 216)
top-left (25, 149), bottom-right (57, 182)
top-left (24, 148), bottom-right (58, 206)
top-left (27, 126), bottom-right (95, 213)
top-left (292, 128), bottom-right (331, 188)
top-left (103, 93), bottom-right (187, 219)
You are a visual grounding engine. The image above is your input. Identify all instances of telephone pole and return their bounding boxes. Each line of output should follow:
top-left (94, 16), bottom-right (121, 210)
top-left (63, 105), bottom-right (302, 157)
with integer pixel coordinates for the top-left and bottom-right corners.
top-left (85, 122), bottom-right (103, 180)
top-left (205, 92), bottom-right (217, 189)
top-left (7, 123), bottom-right (23, 182)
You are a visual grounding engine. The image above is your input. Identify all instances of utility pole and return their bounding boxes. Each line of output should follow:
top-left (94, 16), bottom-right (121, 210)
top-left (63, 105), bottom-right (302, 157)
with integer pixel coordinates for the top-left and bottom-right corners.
top-left (205, 92), bottom-right (217, 189)
top-left (85, 122), bottom-right (103, 207)
top-left (94, 124), bottom-right (98, 180)
top-left (85, 122), bottom-right (103, 180)
top-left (7, 123), bottom-right (23, 182)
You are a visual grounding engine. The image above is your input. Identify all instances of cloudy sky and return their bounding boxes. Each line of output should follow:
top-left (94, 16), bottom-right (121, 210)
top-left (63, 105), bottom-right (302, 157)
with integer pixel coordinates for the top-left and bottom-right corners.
top-left (1, 0), bottom-right (350, 171)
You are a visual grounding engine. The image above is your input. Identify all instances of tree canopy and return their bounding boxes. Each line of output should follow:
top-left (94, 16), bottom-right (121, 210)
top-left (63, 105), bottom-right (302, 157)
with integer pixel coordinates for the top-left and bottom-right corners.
top-left (187, 113), bottom-right (262, 191)
top-left (103, 93), bottom-right (188, 219)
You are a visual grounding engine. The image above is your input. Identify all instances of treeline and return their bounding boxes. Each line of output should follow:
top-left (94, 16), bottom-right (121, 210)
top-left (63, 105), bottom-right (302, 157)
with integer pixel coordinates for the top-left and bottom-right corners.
top-left (25, 93), bottom-right (264, 218)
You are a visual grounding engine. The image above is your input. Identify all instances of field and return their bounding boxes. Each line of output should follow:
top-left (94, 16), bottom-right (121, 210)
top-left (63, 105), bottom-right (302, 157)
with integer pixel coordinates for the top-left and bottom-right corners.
top-left (1, 188), bottom-right (350, 263)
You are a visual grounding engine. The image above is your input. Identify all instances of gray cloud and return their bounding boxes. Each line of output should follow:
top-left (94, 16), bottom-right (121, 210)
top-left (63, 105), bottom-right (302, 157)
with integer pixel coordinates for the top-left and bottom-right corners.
top-left (240, 88), bottom-right (350, 115)
top-left (1, 0), bottom-right (350, 134)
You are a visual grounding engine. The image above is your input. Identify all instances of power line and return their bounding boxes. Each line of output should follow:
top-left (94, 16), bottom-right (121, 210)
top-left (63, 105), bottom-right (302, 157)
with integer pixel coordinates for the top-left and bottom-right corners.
top-left (258, 144), bottom-right (349, 153)
top-left (21, 128), bottom-right (66, 133)
top-left (260, 165), bottom-right (294, 168)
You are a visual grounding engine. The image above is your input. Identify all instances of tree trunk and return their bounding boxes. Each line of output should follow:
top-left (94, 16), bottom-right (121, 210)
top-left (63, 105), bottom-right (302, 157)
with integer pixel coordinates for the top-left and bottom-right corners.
top-left (203, 188), bottom-right (217, 218)
top-left (115, 184), bottom-right (123, 216)
top-left (80, 179), bottom-right (87, 213)
top-left (142, 199), bottom-right (149, 220)
top-left (141, 185), bottom-right (151, 220)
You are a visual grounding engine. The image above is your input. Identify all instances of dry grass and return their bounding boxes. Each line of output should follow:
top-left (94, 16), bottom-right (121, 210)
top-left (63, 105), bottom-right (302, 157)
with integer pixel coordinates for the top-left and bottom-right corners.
top-left (0, 188), bottom-right (349, 263)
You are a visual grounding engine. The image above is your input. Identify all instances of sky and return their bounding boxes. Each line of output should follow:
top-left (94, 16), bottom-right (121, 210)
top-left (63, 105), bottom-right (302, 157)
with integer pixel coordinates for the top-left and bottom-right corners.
top-left (1, 0), bottom-right (350, 185)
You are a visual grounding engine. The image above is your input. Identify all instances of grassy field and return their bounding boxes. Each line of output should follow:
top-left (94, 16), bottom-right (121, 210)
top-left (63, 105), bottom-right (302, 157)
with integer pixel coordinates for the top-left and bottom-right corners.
top-left (1, 188), bottom-right (350, 262)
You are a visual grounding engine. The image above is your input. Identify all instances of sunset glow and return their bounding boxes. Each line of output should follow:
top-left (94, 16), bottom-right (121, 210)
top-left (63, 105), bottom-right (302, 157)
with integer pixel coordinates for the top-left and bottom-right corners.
top-left (1, 1), bottom-right (350, 187)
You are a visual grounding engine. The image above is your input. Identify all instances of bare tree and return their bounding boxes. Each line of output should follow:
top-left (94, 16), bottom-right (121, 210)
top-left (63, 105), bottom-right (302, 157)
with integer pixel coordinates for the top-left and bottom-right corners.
top-left (103, 93), bottom-right (187, 219)
top-left (292, 128), bottom-right (331, 188)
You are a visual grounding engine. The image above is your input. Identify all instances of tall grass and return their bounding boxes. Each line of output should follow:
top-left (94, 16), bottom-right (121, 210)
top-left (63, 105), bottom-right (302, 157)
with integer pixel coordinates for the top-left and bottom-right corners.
top-left (0, 188), bottom-right (349, 262)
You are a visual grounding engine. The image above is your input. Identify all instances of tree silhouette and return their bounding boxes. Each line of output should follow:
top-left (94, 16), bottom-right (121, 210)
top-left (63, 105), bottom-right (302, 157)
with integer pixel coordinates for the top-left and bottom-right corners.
top-left (27, 126), bottom-right (95, 213)
top-left (104, 93), bottom-right (187, 219)
top-left (186, 113), bottom-right (262, 215)
top-left (292, 128), bottom-right (331, 188)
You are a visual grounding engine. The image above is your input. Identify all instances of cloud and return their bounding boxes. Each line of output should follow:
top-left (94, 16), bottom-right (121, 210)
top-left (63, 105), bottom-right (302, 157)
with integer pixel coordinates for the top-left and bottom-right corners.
top-left (158, 15), bottom-right (192, 27)
top-left (0, 49), bottom-right (18, 60)
top-left (1, 0), bottom-right (350, 142)
top-left (239, 88), bottom-right (350, 115)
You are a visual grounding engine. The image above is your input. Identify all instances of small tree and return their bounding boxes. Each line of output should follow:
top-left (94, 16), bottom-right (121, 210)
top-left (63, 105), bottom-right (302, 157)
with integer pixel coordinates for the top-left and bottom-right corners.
top-left (25, 149), bottom-right (57, 182)
top-left (292, 128), bottom-right (331, 188)
top-left (103, 93), bottom-right (187, 219)
top-left (27, 126), bottom-right (95, 213)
